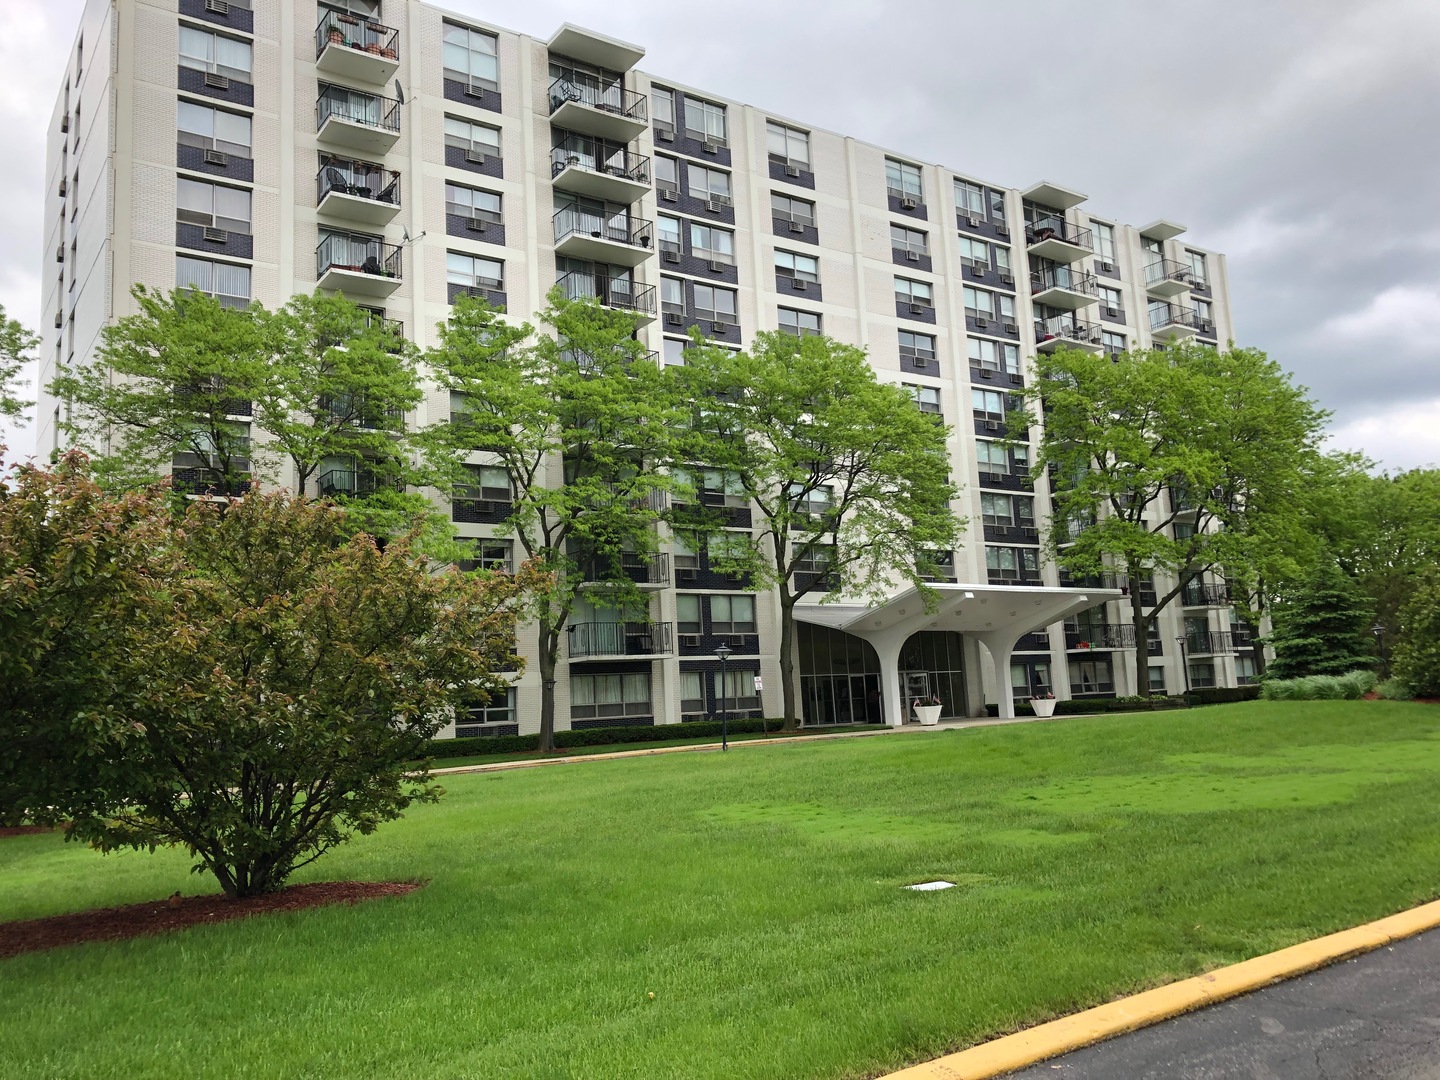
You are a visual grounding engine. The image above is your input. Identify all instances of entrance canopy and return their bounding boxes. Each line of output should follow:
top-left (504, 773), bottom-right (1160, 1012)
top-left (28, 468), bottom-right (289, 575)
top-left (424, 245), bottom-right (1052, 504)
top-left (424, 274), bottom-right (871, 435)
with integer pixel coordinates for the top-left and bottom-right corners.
top-left (794, 583), bottom-right (1121, 722)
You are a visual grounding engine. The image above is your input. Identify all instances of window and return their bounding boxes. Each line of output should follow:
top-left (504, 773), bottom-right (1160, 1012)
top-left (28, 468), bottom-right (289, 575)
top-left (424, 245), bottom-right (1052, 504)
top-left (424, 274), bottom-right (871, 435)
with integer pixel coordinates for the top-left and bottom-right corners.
top-left (899, 330), bottom-right (936, 367)
top-left (771, 193), bottom-right (815, 227)
top-left (766, 120), bottom-right (810, 167)
top-left (795, 543), bottom-right (832, 576)
top-left (968, 337), bottom-right (1020, 374)
top-left (654, 155), bottom-right (679, 194)
top-left (1185, 250), bottom-right (1209, 287)
top-left (710, 594), bottom-right (756, 634)
top-left (963, 285), bottom-right (995, 321)
top-left (659, 276), bottom-right (684, 316)
top-left (1193, 298), bottom-right (1213, 324)
top-left (690, 222), bottom-right (734, 263)
top-left (1101, 330), bottom-right (1127, 355)
top-left (1069, 658), bottom-right (1113, 694)
top-left (179, 26), bottom-right (252, 81)
top-left (683, 95), bottom-right (727, 145)
top-left (986, 545), bottom-right (1038, 578)
top-left (1098, 285), bottom-right (1122, 310)
top-left (444, 116), bottom-right (502, 159)
top-left (176, 255), bottom-right (250, 308)
top-left (971, 389), bottom-right (1007, 421)
top-left (994, 245), bottom-right (1011, 272)
top-left (457, 687), bottom-right (514, 732)
top-left (886, 159), bottom-right (923, 202)
top-left (891, 224), bottom-right (928, 256)
top-left (721, 668), bottom-right (760, 709)
top-left (1094, 222), bottom-right (1117, 262)
top-left (958, 235), bottom-right (990, 268)
top-left (709, 531), bottom-right (752, 566)
top-left (444, 183), bottom-right (502, 223)
top-left (1235, 655), bottom-right (1258, 685)
top-left (904, 383), bottom-right (941, 414)
top-left (775, 250), bottom-right (819, 284)
top-left (1148, 298), bottom-right (1174, 331)
top-left (1142, 235), bottom-right (1164, 259)
top-left (895, 277), bottom-right (932, 307)
top-left (955, 179), bottom-right (985, 218)
top-left (458, 539), bottom-right (512, 573)
top-left (1148, 665), bottom-right (1167, 693)
top-left (778, 307), bottom-right (821, 337)
top-left (442, 23), bottom-right (498, 91)
top-left (790, 483), bottom-right (832, 519)
top-left (322, 0), bottom-right (377, 16)
top-left (692, 284), bottom-right (736, 323)
top-left (687, 164), bottom-right (732, 204)
top-left (981, 493), bottom-right (1014, 526)
top-left (571, 672), bottom-right (651, 721)
top-left (1188, 662), bottom-right (1216, 689)
top-left (680, 671), bottom-right (705, 715)
top-left (458, 464), bottom-right (509, 505)
top-left (177, 101), bottom-right (251, 156)
top-left (652, 87), bottom-right (676, 136)
top-left (447, 251), bottom-right (504, 289)
top-left (662, 338), bottom-right (688, 366)
top-left (676, 594), bottom-right (702, 634)
top-left (176, 177), bottom-right (251, 232)
top-left (989, 189), bottom-right (1007, 224)
top-left (677, 468), bottom-right (746, 507)
top-left (672, 532), bottom-right (700, 569)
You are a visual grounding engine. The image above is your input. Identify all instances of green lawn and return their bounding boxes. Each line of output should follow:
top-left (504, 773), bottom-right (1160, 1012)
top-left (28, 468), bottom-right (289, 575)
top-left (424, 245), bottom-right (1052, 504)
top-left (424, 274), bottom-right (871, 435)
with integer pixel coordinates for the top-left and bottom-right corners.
top-left (3, 701), bottom-right (1440, 1080)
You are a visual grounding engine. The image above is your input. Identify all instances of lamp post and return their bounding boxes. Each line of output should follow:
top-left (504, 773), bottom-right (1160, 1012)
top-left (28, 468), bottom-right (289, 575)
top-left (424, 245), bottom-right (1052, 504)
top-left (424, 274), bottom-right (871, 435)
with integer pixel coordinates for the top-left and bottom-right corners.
top-left (1177, 636), bottom-right (1191, 696)
top-left (715, 643), bottom-right (731, 751)
top-left (1372, 623), bottom-right (1388, 680)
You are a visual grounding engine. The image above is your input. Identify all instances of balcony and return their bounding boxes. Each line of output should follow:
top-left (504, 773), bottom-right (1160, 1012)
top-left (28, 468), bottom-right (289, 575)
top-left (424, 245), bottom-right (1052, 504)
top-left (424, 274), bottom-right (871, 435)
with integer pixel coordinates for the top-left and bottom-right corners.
top-left (1181, 582), bottom-right (1231, 606)
top-left (553, 207), bottom-right (654, 266)
top-left (547, 24), bottom-right (645, 74)
top-left (316, 84), bottom-right (400, 155)
top-left (316, 467), bottom-right (395, 497)
top-left (1185, 630), bottom-right (1236, 655)
top-left (1034, 314), bottom-right (1103, 352)
top-left (580, 552), bottom-right (671, 589)
top-left (550, 146), bottom-right (650, 204)
top-left (1143, 259), bottom-right (1194, 299)
top-left (556, 270), bottom-right (656, 322)
top-left (316, 232), bottom-right (401, 298)
top-left (1149, 304), bottom-right (1206, 341)
top-left (1065, 624), bottom-right (1137, 650)
top-left (315, 11), bottom-right (400, 85)
top-left (317, 159), bottom-right (401, 227)
top-left (1025, 217), bottom-right (1093, 263)
top-left (568, 621), bottom-right (674, 659)
top-left (1030, 266), bottom-right (1099, 309)
top-left (548, 77), bottom-right (648, 143)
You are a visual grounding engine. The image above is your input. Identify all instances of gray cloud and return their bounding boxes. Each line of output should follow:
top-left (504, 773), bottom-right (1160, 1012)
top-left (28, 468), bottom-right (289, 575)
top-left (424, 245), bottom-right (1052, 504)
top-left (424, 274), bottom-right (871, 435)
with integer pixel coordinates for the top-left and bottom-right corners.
top-left (5, 0), bottom-right (1437, 468)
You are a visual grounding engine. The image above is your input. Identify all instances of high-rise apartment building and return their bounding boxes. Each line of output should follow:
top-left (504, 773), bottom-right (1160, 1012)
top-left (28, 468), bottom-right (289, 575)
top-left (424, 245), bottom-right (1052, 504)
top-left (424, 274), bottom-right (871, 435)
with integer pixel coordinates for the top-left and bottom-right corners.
top-left (41, 0), bottom-right (1248, 736)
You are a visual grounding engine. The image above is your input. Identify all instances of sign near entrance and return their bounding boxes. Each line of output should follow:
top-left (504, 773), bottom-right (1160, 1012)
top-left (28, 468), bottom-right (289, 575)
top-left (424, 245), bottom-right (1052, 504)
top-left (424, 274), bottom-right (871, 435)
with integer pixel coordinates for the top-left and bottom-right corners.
top-left (753, 676), bottom-right (763, 691)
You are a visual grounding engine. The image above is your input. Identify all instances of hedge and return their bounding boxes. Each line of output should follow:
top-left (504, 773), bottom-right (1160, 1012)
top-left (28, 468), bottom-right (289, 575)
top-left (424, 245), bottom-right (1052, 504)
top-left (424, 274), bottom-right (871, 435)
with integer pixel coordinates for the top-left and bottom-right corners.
top-left (987, 696), bottom-right (1191, 718)
top-left (1259, 670), bottom-right (1377, 701)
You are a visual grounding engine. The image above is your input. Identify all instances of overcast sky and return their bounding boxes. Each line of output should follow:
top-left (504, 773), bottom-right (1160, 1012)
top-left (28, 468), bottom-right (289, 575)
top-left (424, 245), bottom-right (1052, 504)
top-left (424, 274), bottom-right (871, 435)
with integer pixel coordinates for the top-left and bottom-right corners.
top-left (4, 0), bottom-right (1438, 471)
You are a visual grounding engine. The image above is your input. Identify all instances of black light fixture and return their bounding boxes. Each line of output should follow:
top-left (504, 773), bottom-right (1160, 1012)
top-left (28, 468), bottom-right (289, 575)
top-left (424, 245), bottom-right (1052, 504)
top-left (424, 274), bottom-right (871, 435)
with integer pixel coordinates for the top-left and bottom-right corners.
top-left (1372, 623), bottom-right (1388, 680)
top-left (1177, 635), bottom-right (1191, 696)
top-left (715, 643), bottom-right (732, 751)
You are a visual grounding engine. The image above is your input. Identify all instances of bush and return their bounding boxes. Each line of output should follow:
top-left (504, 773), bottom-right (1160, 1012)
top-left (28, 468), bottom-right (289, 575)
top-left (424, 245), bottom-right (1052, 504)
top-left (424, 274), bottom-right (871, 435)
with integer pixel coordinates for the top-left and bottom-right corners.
top-left (1186, 685), bottom-right (1263, 706)
top-left (425, 717), bottom-right (818, 759)
top-left (1393, 568), bottom-right (1440, 697)
top-left (1377, 677), bottom-right (1415, 701)
top-left (1260, 670), bottom-right (1377, 701)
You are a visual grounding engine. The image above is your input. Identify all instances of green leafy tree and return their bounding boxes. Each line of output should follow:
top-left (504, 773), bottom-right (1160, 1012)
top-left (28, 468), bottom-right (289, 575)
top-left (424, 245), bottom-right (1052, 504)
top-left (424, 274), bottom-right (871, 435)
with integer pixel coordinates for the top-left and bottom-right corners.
top-left (1392, 567), bottom-right (1440, 697)
top-left (1022, 342), bottom-right (1327, 697)
top-left (425, 292), bottom-right (683, 753)
top-left (0, 304), bottom-right (37, 425)
top-left (0, 452), bottom-right (175, 826)
top-left (1266, 556), bottom-right (1376, 678)
top-left (676, 331), bottom-right (961, 729)
top-left (67, 490), bottom-right (534, 898)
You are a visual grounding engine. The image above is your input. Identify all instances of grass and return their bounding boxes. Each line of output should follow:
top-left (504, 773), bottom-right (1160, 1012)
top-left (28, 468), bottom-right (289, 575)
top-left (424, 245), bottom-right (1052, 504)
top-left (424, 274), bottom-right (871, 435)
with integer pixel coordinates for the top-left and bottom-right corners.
top-left (3, 700), bottom-right (1439, 1080)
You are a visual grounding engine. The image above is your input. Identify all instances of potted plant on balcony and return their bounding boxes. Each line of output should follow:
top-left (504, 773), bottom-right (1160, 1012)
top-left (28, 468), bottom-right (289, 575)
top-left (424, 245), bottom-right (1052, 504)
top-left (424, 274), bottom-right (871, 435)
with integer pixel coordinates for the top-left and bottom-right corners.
top-left (912, 695), bottom-right (943, 726)
top-left (1029, 692), bottom-right (1057, 718)
top-left (327, 26), bottom-right (345, 46)
top-left (382, 44), bottom-right (398, 60)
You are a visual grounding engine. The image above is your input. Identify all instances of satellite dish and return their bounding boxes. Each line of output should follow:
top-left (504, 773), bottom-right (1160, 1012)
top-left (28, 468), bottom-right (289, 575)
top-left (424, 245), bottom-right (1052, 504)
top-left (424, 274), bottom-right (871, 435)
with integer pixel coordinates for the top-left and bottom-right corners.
top-left (394, 81), bottom-right (405, 106)
top-left (401, 227), bottom-right (426, 245)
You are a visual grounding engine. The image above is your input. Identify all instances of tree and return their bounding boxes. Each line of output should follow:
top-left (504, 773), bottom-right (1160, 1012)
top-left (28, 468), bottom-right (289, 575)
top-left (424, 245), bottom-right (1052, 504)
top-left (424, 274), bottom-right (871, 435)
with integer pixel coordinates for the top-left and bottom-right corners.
top-left (66, 490), bottom-right (534, 898)
top-left (51, 286), bottom-right (271, 495)
top-left (0, 452), bottom-right (175, 826)
top-left (1392, 567), bottom-right (1440, 697)
top-left (676, 331), bottom-right (961, 729)
top-left (425, 292), bottom-right (683, 753)
top-left (1265, 557), bottom-right (1376, 678)
top-left (1022, 342), bottom-right (1327, 697)
top-left (0, 304), bottom-right (37, 425)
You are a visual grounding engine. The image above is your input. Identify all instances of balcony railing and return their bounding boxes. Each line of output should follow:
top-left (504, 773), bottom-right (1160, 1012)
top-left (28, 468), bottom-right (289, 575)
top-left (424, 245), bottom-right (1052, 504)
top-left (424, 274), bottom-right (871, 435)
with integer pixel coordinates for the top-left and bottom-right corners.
top-left (1186, 630), bottom-right (1236, 654)
top-left (316, 85), bottom-right (400, 136)
top-left (317, 232), bottom-right (401, 279)
top-left (315, 10), bottom-right (398, 60)
top-left (547, 77), bottom-right (647, 123)
top-left (1065, 624), bottom-right (1137, 650)
top-left (317, 159), bottom-right (400, 206)
top-left (317, 468), bottom-right (394, 497)
top-left (1149, 305), bottom-right (1209, 334)
top-left (549, 146), bottom-right (650, 185)
top-left (553, 207), bottom-right (654, 250)
top-left (1182, 581), bottom-right (1231, 606)
top-left (1035, 314), bottom-right (1102, 347)
top-left (1143, 259), bottom-right (1194, 289)
top-left (1025, 217), bottom-right (1093, 251)
top-left (318, 395), bottom-right (404, 429)
top-left (579, 552), bottom-right (671, 588)
top-left (568, 621), bottom-right (674, 658)
top-left (556, 271), bottom-right (656, 317)
top-left (1030, 266), bottom-right (1098, 296)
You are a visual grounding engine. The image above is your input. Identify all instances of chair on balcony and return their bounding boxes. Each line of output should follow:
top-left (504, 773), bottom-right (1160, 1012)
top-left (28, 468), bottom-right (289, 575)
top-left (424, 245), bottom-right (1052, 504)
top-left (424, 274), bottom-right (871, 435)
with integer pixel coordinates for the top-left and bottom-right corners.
top-left (375, 175), bottom-right (398, 204)
top-left (360, 254), bottom-right (383, 275)
top-left (325, 166), bottom-right (358, 197)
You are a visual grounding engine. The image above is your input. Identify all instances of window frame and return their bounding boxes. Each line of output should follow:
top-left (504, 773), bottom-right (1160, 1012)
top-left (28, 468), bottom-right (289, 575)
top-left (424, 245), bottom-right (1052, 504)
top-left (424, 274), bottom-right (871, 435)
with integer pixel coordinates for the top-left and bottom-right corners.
top-left (444, 182), bottom-right (502, 223)
top-left (177, 100), bottom-right (252, 157)
top-left (442, 22), bottom-right (499, 91)
top-left (175, 254), bottom-right (250, 309)
top-left (683, 95), bottom-right (728, 146)
top-left (774, 249), bottom-right (819, 284)
top-left (446, 250), bottom-right (504, 290)
top-left (885, 158), bottom-right (924, 202)
top-left (778, 307), bottom-right (821, 337)
top-left (766, 120), bottom-right (810, 168)
top-left (179, 25), bottom-right (253, 81)
top-left (770, 192), bottom-right (815, 227)
top-left (176, 175), bottom-right (252, 233)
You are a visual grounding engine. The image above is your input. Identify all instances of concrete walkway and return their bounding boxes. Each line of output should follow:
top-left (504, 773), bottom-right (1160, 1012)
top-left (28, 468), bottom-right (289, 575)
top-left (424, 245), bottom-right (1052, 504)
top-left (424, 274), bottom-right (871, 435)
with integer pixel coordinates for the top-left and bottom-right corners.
top-left (430, 711), bottom-right (1089, 778)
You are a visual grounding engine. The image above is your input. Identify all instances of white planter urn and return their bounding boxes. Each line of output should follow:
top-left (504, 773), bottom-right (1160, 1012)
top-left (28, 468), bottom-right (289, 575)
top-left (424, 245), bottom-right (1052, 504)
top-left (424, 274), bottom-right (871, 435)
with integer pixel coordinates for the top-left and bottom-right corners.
top-left (915, 704), bottom-right (943, 726)
top-left (1030, 698), bottom-right (1057, 718)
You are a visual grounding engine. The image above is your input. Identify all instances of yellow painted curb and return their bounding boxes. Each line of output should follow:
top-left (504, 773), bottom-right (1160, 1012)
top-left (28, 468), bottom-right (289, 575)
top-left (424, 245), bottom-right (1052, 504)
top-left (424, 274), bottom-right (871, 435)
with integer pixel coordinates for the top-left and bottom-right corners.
top-left (879, 897), bottom-right (1440, 1080)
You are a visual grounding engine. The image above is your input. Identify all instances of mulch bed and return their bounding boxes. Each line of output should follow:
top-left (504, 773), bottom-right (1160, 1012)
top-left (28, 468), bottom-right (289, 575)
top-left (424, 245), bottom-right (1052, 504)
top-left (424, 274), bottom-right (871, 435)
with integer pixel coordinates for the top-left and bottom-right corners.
top-left (0, 825), bottom-right (57, 839)
top-left (0, 880), bottom-right (421, 960)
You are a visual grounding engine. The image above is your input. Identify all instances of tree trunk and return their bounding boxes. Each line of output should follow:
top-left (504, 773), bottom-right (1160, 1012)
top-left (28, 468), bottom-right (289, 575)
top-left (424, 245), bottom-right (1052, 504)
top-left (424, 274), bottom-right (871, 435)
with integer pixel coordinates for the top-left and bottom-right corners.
top-left (1129, 569), bottom-right (1152, 698)
top-left (537, 621), bottom-right (558, 753)
top-left (778, 595), bottom-right (798, 731)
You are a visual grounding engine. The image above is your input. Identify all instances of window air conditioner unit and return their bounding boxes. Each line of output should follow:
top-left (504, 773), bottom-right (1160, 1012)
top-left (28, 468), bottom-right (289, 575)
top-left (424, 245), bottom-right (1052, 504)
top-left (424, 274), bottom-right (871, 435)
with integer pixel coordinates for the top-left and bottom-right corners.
top-left (657, 129), bottom-right (674, 142)
top-left (995, 225), bottom-right (1010, 238)
top-left (203, 149), bottom-right (228, 166)
top-left (905, 249), bottom-right (920, 262)
top-left (706, 197), bottom-right (726, 213)
top-left (678, 567), bottom-right (698, 581)
top-left (665, 312), bottom-right (683, 325)
top-left (660, 188), bottom-right (677, 201)
top-left (788, 220), bottom-right (805, 233)
top-left (791, 279), bottom-right (807, 291)
top-left (980, 369), bottom-right (993, 379)
top-left (679, 633), bottom-right (701, 647)
top-left (966, 216), bottom-right (981, 228)
top-left (202, 227), bottom-right (229, 243)
top-left (913, 356), bottom-right (928, 367)
top-left (974, 316), bottom-right (988, 328)
top-left (1000, 273), bottom-right (1015, 285)
top-left (467, 218), bottom-right (488, 232)
top-left (203, 72), bottom-right (230, 90)
top-left (662, 250), bottom-right (680, 263)
top-left (205, 0), bottom-right (230, 13)
top-left (702, 140), bottom-right (719, 154)
top-left (784, 163), bottom-right (801, 177)
top-left (1100, 260), bottom-right (1114, 272)
top-left (972, 266), bottom-right (985, 278)
top-left (1002, 322), bottom-right (1018, 333)
top-left (465, 149), bottom-right (487, 164)
top-left (900, 196), bottom-right (918, 210)
top-left (1105, 305), bottom-right (1118, 317)
top-left (708, 260), bottom-right (725, 272)
top-left (710, 320), bottom-right (730, 333)
top-left (909, 303), bottom-right (925, 315)
top-left (464, 84), bottom-right (487, 99)
top-left (985, 420), bottom-right (1000, 431)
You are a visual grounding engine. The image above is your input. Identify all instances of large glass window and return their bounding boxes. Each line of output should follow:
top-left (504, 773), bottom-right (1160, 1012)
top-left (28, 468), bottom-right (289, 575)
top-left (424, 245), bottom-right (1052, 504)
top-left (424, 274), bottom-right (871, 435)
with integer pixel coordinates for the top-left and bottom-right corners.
top-left (1094, 221), bottom-right (1117, 262)
top-left (775, 250), bottom-right (819, 284)
top-left (766, 121), bottom-right (810, 167)
top-left (177, 101), bottom-right (251, 156)
top-left (176, 177), bottom-right (251, 232)
top-left (447, 251), bottom-right (504, 289)
top-left (963, 286), bottom-right (996, 320)
top-left (442, 23), bottom-right (498, 90)
top-left (958, 235), bottom-right (990, 268)
top-left (778, 307), bottom-right (821, 337)
top-left (904, 384), bottom-right (941, 414)
top-left (689, 222), bottom-right (734, 263)
top-left (443, 116), bottom-right (501, 159)
top-left (179, 27), bottom-right (252, 81)
top-left (683, 95), bottom-right (728, 145)
top-left (895, 277), bottom-right (932, 307)
top-left (899, 330), bottom-right (936, 366)
top-left (975, 439), bottom-right (1009, 474)
top-left (457, 687), bottom-right (515, 732)
top-left (891, 225), bottom-right (928, 256)
top-left (445, 183), bottom-right (502, 223)
top-left (692, 284), bottom-right (737, 322)
top-left (886, 159), bottom-right (923, 201)
top-left (571, 673), bottom-right (651, 722)
top-left (971, 389), bottom-right (1007, 421)
top-left (1185, 250), bottom-right (1209, 287)
top-left (1069, 658), bottom-right (1114, 694)
top-left (720, 668), bottom-right (760, 710)
top-left (710, 594), bottom-right (756, 634)
top-left (771, 193), bottom-right (815, 227)
top-left (955, 179), bottom-right (986, 217)
top-left (176, 255), bottom-right (250, 308)
top-left (968, 337), bottom-right (1019, 374)
top-left (687, 164), bottom-right (731, 203)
